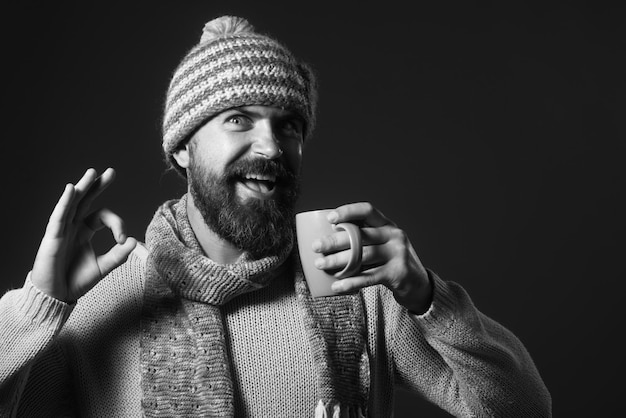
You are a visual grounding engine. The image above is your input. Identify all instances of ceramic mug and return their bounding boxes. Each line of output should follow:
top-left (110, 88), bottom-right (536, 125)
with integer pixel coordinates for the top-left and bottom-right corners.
top-left (296, 209), bottom-right (363, 297)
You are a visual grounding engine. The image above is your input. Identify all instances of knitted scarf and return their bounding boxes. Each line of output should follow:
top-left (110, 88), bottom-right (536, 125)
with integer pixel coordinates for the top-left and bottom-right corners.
top-left (140, 195), bottom-right (370, 417)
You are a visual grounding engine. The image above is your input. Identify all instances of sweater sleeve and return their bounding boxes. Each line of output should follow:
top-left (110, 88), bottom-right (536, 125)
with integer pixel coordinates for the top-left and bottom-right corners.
top-left (391, 270), bottom-right (552, 417)
top-left (0, 274), bottom-right (74, 416)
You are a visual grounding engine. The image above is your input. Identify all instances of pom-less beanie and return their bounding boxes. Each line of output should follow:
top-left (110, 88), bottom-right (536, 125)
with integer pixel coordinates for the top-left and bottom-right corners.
top-left (162, 15), bottom-right (318, 173)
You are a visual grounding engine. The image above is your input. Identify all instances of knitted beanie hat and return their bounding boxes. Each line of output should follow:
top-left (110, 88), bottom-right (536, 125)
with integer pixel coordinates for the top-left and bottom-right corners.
top-left (162, 15), bottom-right (318, 174)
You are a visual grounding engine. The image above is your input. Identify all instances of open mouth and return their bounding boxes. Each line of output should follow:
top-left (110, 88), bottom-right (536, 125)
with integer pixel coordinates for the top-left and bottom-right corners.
top-left (238, 173), bottom-right (277, 196)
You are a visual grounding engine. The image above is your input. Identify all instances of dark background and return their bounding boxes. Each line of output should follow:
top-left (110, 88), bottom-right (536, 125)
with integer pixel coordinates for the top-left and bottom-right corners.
top-left (2, 1), bottom-right (624, 416)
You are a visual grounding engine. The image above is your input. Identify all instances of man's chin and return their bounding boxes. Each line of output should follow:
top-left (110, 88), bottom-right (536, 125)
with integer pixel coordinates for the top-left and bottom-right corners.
top-left (188, 169), bottom-right (298, 258)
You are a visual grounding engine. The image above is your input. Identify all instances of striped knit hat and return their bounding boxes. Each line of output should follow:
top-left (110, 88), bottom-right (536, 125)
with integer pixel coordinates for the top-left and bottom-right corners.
top-left (162, 16), bottom-right (318, 174)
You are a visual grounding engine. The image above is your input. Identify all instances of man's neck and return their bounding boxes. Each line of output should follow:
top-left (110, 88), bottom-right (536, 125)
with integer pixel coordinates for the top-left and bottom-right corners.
top-left (186, 194), bottom-right (244, 264)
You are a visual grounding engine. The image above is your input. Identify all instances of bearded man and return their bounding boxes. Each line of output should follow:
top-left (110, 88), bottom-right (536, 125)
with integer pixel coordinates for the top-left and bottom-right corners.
top-left (0, 15), bottom-right (551, 417)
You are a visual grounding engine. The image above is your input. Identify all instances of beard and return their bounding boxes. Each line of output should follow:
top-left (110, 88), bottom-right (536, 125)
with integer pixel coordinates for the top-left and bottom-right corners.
top-left (188, 155), bottom-right (300, 259)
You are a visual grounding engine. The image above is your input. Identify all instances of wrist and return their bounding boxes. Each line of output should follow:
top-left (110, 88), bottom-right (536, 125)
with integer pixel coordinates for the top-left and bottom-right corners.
top-left (397, 268), bottom-right (434, 315)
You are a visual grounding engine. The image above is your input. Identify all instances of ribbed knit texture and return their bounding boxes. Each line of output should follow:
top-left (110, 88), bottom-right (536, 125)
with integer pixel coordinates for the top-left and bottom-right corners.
top-left (162, 16), bottom-right (317, 174)
top-left (140, 195), bottom-right (369, 417)
top-left (0, 274), bottom-right (74, 414)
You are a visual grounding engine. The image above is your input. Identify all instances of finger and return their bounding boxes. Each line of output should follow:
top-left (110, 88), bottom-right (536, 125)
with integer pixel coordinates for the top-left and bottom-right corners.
top-left (314, 244), bottom-right (386, 274)
top-left (313, 226), bottom-right (392, 254)
top-left (83, 208), bottom-right (128, 243)
top-left (331, 268), bottom-right (383, 294)
top-left (45, 184), bottom-right (76, 237)
top-left (65, 168), bottom-right (99, 222)
top-left (72, 168), bottom-right (100, 197)
top-left (74, 168), bottom-right (116, 220)
top-left (96, 237), bottom-right (137, 277)
top-left (327, 202), bottom-right (395, 228)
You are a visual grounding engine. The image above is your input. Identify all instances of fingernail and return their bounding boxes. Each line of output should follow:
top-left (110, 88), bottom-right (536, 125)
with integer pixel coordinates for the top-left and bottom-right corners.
top-left (314, 258), bottom-right (324, 269)
top-left (311, 240), bottom-right (322, 252)
top-left (331, 281), bottom-right (343, 292)
top-left (327, 211), bottom-right (338, 223)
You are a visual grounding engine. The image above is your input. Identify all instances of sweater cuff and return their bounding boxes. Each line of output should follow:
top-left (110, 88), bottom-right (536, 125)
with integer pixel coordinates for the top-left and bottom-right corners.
top-left (16, 272), bottom-right (74, 330)
top-left (409, 269), bottom-right (458, 333)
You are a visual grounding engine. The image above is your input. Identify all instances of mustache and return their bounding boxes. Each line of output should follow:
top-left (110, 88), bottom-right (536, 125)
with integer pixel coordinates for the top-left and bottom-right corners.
top-left (225, 158), bottom-right (298, 186)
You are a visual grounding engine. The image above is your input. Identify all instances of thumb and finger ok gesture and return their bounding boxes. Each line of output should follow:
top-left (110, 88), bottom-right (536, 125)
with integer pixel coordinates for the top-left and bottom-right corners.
top-left (312, 202), bottom-right (433, 314)
top-left (31, 168), bottom-right (137, 303)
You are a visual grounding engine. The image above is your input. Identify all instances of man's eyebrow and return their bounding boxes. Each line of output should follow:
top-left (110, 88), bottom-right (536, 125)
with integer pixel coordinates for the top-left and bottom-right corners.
top-left (228, 106), bottom-right (300, 120)
top-left (233, 108), bottom-right (262, 118)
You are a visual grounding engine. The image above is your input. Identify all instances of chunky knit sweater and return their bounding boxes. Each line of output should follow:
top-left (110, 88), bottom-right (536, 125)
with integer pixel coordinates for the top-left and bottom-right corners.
top-left (0, 244), bottom-right (551, 417)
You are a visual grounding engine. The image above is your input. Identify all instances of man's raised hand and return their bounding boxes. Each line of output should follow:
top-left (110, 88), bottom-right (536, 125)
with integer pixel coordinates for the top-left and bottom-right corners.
top-left (31, 168), bottom-right (137, 303)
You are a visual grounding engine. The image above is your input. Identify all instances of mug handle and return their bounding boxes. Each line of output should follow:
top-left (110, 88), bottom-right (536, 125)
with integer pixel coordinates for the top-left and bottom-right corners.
top-left (333, 222), bottom-right (363, 278)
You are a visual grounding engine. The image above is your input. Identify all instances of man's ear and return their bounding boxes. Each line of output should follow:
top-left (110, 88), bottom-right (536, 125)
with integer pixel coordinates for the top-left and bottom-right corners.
top-left (172, 144), bottom-right (190, 169)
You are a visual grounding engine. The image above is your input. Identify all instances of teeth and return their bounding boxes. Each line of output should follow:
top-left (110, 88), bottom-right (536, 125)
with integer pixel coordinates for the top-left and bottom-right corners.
top-left (244, 174), bottom-right (276, 182)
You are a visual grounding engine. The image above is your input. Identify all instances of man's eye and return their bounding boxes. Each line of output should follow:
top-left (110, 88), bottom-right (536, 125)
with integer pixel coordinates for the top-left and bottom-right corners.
top-left (227, 115), bottom-right (245, 124)
top-left (224, 114), bottom-right (254, 129)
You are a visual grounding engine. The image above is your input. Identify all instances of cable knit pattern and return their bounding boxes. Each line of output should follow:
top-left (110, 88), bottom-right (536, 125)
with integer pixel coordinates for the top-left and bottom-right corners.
top-left (140, 195), bottom-right (369, 417)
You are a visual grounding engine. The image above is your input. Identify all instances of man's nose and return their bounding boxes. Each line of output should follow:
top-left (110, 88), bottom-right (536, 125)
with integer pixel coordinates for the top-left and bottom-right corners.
top-left (250, 122), bottom-right (283, 159)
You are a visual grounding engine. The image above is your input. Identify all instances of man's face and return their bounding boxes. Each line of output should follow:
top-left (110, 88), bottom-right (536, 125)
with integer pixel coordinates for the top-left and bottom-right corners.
top-left (179, 105), bottom-right (305, 258)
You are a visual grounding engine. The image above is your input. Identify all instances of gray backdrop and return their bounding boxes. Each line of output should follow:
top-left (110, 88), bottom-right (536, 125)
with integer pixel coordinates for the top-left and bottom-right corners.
top-left (2, 1), bottom-right (624, 416)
